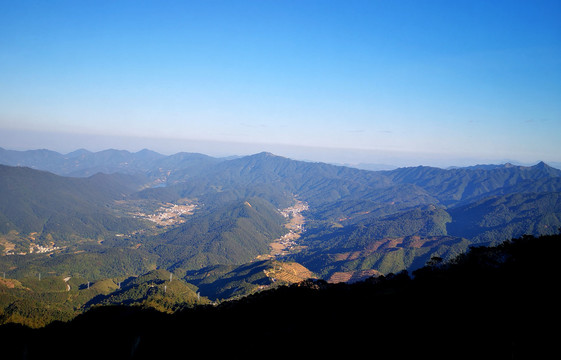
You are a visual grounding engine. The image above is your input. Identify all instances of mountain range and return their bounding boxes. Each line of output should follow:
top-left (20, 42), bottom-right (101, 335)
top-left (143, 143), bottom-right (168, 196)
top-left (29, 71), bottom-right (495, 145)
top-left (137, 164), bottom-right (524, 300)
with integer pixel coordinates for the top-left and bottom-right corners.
top-left (1, 147), bottom-right (561, 327)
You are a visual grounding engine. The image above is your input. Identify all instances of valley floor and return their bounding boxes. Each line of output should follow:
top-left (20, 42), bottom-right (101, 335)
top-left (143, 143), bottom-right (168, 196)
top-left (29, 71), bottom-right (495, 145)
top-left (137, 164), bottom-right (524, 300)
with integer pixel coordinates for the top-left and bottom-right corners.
top-left (258, 200), bottom-right (309, 259)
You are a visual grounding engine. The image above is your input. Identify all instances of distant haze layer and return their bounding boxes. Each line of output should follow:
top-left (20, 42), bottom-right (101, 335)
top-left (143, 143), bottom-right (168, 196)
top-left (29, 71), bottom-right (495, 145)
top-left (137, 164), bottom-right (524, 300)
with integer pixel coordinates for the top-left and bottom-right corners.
top-left (0, 128), bottom-right (555, 170)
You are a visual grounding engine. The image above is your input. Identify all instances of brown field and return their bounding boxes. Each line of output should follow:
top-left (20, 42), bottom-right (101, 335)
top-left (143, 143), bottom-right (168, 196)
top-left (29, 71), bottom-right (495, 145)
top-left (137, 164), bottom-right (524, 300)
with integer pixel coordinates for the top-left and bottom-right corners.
top-left (264, 262), bottom-right (316, 283)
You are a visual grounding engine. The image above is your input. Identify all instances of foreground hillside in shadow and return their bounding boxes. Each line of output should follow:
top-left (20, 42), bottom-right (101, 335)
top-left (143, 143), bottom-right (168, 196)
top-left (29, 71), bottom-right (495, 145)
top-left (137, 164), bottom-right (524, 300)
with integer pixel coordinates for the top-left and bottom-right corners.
top-left (1, 233), bottom-right (559, 359)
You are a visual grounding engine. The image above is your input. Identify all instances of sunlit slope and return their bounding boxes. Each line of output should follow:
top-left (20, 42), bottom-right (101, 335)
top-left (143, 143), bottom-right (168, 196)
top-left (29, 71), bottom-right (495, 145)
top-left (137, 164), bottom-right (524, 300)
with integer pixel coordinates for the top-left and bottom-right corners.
top-left (145, 197), bottom-right (288, 270)
top-left (184, 259), bottom-right (315, 301)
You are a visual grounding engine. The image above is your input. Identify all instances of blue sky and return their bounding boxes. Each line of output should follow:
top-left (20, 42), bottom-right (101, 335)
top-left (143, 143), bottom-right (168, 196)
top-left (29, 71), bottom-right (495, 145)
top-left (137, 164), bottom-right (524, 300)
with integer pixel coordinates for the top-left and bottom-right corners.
top-left (1, 0), bottom-right (560, 167)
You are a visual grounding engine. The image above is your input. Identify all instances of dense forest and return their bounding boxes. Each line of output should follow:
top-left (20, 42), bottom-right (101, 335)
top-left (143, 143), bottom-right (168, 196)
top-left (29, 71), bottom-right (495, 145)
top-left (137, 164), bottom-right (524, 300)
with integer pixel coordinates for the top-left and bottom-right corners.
top-left (0, 233), bottom-right (558, 359)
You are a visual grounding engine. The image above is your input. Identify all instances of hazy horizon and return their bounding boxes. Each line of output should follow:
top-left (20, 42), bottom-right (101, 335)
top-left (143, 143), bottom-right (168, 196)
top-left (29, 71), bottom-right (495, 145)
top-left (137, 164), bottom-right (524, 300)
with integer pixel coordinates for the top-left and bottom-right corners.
top-left (1, 1), bottom-right (560, 169)
top-left (1, 128), bottom-right (558, 170)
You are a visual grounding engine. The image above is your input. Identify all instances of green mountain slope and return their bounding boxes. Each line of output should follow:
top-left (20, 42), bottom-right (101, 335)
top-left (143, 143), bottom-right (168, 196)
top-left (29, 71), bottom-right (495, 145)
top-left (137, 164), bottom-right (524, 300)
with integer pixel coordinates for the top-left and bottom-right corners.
top-left (184, 259), bottom-right (316, 301)
top-left (291, 190), bottom-right (561, 279)
top-left (448, 191), bottom-right (561, 243)
top-left (0, 274), bottom-right (122, 328)
top-left (144, 197), bottom-right (288, 270)
top-left (290, 206), bottom-right (466, 278)
top-left (1, 247), bottom-right (158, 280)
top-left (87, 269), bottom-right (210, 312)
top-left (0, 165), bottom-right (149, 246)
top-left (383, 161), bottom-right (561, 205)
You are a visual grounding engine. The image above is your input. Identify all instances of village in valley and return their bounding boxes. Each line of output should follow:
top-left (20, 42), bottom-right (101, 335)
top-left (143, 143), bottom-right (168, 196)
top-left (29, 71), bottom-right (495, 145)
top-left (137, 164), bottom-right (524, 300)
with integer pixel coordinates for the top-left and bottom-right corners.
top-left (132, 202), bottom-right (197, 227)
top-left (1, 231), bottom-right (62, 256)
top-left (1, 198), bottom-right (306, 258)
top-left (0, 200), bottom-right (198, 257)
top-left (260, 200), bottom-right (309, 259)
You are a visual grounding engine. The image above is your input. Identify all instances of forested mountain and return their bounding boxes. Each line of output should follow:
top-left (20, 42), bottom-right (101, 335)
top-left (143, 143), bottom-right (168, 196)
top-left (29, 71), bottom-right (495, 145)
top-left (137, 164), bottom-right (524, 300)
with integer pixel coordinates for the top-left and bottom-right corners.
top-left (448, 191), bottom-right (561, 242)
top-left (183, 259), bottom-right (315, 301)
top-left (87, 268), bottom-right (209, 311)
top-left (382, 161), bottom-right (561, 205)
top-left (1, 148), bottom-right (561, 329)
top-left (0, 165), bottom-right (149, 245)
top-left (145, 197), bottom-right (288, 270)
top-left (290, 206), bottom-right (466, 280)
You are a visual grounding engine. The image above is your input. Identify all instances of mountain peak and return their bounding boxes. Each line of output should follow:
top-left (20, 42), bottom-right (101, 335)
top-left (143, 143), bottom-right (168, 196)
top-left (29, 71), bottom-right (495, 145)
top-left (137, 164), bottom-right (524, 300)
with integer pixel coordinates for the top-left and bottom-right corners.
top-left (65, 149), bottom-right (92, 158)
top-left (527, 161), bottom-right (551, 171)
top-left (245, 152), bottom-right (289, 162)
top-left (534, 161), bottom-right (548, 168)
top-left (136, 148), bottom-right (162, 155)
top-left (254, 151), bottom-right (277, 157)
top-left (524, 161), bottom-right (561, 177)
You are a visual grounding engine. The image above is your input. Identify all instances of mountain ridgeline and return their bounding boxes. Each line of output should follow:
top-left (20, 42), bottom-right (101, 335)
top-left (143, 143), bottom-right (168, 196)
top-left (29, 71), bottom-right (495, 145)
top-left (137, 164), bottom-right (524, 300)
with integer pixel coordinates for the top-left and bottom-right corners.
top-left (1, 147), bottom-right (561, 327)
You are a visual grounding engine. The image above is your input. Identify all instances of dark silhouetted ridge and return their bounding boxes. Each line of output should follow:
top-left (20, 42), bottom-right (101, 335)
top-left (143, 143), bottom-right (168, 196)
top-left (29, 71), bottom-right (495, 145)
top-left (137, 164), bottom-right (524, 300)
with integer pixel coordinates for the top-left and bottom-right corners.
top-left (1, 233), bottom-right (558, 359)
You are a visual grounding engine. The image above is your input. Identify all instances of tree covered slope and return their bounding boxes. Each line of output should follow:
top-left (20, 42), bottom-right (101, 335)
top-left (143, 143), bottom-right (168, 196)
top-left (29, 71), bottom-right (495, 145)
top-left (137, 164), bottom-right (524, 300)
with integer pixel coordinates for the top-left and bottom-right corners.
top-left (0, 165), bottom-right (149, 244)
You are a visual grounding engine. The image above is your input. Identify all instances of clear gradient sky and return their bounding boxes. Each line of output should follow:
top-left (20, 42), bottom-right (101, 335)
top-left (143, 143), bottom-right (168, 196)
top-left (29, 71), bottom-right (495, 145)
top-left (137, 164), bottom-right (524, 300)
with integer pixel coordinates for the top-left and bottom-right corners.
top-left (1, 0), bottom-right (560, 167)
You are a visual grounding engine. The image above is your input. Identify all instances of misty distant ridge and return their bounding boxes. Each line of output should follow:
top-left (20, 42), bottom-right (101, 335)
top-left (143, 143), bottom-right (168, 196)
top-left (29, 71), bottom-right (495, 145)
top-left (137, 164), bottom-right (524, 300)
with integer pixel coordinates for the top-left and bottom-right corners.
top-left (445, 161), bottom-right (554, 170)
top-left (351, 161), bottom-right (558, 172)
top-left (1, 147), bottom-right (558, 174)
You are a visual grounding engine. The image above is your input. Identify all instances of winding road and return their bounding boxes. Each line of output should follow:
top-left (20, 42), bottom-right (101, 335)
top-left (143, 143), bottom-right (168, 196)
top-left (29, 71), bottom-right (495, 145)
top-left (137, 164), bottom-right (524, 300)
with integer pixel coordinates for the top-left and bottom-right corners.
top-left (63, 276), bottom-right (71, 291)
